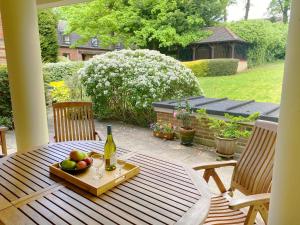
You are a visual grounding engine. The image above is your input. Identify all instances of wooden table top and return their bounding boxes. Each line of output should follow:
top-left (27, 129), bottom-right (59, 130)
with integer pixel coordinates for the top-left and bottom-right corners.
top-left (0, 141), bottom-right (211, 225)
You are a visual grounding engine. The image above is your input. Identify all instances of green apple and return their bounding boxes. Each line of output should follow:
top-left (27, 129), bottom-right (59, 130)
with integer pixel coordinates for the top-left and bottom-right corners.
top-left (61, 159), bottom-right (76, 170)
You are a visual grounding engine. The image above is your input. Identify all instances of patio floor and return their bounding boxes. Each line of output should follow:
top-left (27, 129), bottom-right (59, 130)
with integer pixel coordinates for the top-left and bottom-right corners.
top-left (4, 108), bottom-right (237, 194)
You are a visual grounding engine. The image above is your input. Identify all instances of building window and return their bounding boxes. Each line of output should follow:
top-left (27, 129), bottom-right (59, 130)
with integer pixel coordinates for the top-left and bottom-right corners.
top-left (63, 35), bottom-right (71, 45)
top-left (115, 43), bottom-right (122, 51)
top-left (63, 53), bottom-right (70, 59)
top-left (91, 38), bottom-right (98, 47)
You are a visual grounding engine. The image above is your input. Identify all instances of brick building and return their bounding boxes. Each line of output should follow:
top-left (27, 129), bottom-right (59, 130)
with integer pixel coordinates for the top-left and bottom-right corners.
top-left (0, 19), bottom-right (117, 64)
top-left (0, 18), bottom-right (6, 64)
top-left (57, 20), bottom-right (118, 61)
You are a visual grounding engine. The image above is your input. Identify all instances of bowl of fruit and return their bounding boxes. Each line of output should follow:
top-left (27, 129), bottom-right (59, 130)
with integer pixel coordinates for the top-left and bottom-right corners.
top-left (59, 150), bottom-right (93, 174)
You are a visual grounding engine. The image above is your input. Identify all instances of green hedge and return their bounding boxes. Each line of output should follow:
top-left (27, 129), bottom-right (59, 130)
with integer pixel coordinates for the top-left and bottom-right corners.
top-left (38, 9), bottom-right (59, 63)
top-left (182, 60), bottom-right (209, 77)
top-left (0, 62), bottom-right (85, 128)
top-left (0, 66), bottom-right (13, 128)
top-left (183, 58), bottom-right (239, 77)
top-left (43, 61), bottom-right (84, 83)
top-left (43, 61), bottom-right (85, 104)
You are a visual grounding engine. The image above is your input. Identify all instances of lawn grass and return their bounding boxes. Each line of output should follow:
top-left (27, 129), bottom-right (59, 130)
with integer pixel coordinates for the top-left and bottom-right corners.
top-left (198, 61), bottom-right (284, 103)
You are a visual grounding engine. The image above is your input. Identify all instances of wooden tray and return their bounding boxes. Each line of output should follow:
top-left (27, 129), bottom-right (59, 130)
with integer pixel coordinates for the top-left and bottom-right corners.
top-left (49, 152), bottom-right (140, 196)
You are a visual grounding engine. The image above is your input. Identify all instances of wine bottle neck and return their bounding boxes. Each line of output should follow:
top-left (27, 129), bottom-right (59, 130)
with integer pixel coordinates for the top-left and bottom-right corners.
top-left (107, 134), bottom-right (113, 141)
top-left (107, 125), bottom-right (112, 135)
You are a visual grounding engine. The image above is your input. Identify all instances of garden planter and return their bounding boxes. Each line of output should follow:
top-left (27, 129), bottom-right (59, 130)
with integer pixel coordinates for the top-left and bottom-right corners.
top-left (153, 131), bottom-right (158, 137)
top-left (163, 133), bottom-right (174, 140)
top-left (215, 136), bottom-right (237, 158)
top-left (179, 127), bottom-right (195, 146)
top-left (153, 131), bottom-right (174, 140)
top-left (153, 131), bottom-right (163, 138)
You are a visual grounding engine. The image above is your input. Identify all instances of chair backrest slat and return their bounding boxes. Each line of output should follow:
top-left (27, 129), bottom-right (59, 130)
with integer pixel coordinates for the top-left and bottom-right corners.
top-left (53, 102), bottom-right (96, 142)
top-left (231, 120), bottom-right (278, 195)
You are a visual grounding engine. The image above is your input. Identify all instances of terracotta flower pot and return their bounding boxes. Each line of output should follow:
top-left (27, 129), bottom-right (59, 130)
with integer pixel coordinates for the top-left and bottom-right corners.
top-left (163, 133), bottom-right (174, 140)
top-left (153, 131), bottom-right (162, 138)
top-left (215, 136), bottom-right (237, 158)
top-left (179, 127), bottom-right (195, 146)
top-left (153, 131), bottom-right (174, 140)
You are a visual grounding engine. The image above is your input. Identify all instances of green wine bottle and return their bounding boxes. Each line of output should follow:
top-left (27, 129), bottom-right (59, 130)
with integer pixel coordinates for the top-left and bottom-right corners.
top-left (104, 125), bottom-right (116, 171)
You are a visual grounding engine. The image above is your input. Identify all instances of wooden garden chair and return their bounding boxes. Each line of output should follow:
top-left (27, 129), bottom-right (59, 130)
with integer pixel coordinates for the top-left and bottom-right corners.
top-left (0, 126), bottom-right (8, 157)
top-left (52, 102), bottom-right (102, 142)
top-left (193, 120), bottom-right (277, 225)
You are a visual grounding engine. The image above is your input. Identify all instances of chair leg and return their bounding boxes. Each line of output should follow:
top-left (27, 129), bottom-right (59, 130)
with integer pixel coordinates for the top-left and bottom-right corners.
top-left (245, 205), bottom-right (259, 225)
top-left (0, 130), bottom-right (7, 156)
top-left (258, 204), bottom-right (269, 224)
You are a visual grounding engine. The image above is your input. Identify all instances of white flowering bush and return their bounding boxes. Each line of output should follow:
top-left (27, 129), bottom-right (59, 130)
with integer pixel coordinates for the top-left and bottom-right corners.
top-left (80, 49), bottom-right (202, 125)
top-left (43, 61), bottom-right (83, 83)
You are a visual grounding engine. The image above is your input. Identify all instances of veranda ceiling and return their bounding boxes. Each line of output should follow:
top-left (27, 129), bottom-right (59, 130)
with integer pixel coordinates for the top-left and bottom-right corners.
top-left (37, 0), bottom-right (88, 8)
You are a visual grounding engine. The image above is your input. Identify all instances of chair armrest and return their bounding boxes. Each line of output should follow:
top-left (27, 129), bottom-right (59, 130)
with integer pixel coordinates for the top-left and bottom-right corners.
top-left (193, 160), bottom-right (237, 170)
top-left (229, 193), bottom-right (271, 210)
top-left (95, 131), bottom-right (102, 141)
top-left (193, 160), bottom-right (237, 194)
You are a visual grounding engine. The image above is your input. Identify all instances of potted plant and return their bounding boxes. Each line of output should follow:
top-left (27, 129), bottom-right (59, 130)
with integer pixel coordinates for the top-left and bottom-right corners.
top-left (175, 100), bottom-right (195, 146)
top-left (197, 109), bottom-right (259, 158)
top-left (151, 121), bottom-right (164, 138)
top-left (162, 123), bottom-right (174, 140)
top-left (150, 121), bottom-right (174, 140)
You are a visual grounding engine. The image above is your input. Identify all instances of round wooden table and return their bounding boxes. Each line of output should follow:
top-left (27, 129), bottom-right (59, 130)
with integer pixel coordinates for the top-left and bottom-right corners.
top-left (0, 141), bottom-right (211, 225)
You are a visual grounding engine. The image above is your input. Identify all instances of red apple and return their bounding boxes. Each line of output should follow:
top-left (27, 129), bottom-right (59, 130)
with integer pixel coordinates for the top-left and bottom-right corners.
top-left (70, 150), bottom-right (86, 162)
top-left (84, 157), bottom-right (93, 165)
top-left (76, 161), bottom-right (87, 170)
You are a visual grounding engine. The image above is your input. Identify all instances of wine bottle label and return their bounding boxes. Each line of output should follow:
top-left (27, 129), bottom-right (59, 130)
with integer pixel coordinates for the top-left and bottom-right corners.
top-left (111, 153), bottom-right (116, 166)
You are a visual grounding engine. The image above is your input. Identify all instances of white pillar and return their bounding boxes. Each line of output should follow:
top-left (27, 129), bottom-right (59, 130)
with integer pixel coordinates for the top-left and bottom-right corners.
top-left (269, 0), bottom-right (300, 224)
top-left (0, 0), bottom-right (49, 152)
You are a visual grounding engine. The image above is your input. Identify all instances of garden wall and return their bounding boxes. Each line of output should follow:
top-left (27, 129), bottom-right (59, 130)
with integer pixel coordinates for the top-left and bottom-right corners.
top-left (155, 109), bottom-right (252, 153)
top-left (237, 60), bottom-right (248, 72)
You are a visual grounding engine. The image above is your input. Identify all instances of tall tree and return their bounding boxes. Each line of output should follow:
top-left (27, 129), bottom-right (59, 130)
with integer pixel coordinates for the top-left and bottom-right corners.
top-left (38, 10), bottom-right (59, 63)
top-left (244, 0), bottom-right (251, 20)
top-left (59, 0), bottom-right (227, 50)
top-left (268, 0), bottom-right (291, 23)
top-left (222, 0), bottom-right (236, 22)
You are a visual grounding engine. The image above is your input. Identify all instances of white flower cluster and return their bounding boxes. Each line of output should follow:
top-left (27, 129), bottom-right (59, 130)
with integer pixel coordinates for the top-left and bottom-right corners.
top-left (80, 49), bottom-right (202, 122)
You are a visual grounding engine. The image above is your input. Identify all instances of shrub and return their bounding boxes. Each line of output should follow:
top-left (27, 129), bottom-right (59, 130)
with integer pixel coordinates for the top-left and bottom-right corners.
top-left (227, 20), bottom-right (288, 67)
top-left (0, 62), bottom-right (86, 126)
top-left (0, 117), bottom-right (13, 129)
top-left (182, 60), bottom-right (209, 77)
top-left (49, 81), bottom-right (71, 103)
top-left (183, 59), bottom-right (239, 77)
top-left (58, 56), bottom-right (71, 62)
top-left (0, 66), bottom-right (13, 128)
top-left (80, 49), bottom-right (202, 126)
top-left (207, 59), bottom-right (239, 76)
top-left (38, 9), bottom-right (59, 63)
top-left (65, 72), bottom-right (90, 102)
top-left (43, 61), bottom-right (83, 83)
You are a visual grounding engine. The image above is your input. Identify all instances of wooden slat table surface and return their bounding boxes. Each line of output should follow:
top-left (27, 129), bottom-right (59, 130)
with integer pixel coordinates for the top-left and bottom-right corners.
top-left (0, 141), bottom-right (211, 225)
